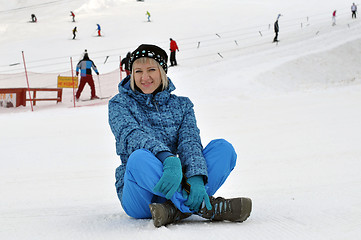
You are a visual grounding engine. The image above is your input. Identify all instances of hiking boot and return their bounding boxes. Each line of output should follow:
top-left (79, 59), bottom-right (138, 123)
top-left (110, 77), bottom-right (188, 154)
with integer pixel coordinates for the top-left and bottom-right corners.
top-left (149, 201), bottom-right (192, 227)
top-left (197, 196), bottom-right (252, 222)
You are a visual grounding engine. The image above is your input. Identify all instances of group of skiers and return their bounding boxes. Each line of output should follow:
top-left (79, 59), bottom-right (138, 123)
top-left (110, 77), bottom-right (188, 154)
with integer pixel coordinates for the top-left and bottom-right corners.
top-left (29, 12), bottom-right (101, 40)
top-left (72, 24), bottom-right (101, 40)
top-left (273, 3), bottom-right (358, 43)
top-left (71, 9), bottom-right (101, 40)
top-left (30, 11), bottom-right (75, 23)
top-left (327, 3), bottom-right (357, 26)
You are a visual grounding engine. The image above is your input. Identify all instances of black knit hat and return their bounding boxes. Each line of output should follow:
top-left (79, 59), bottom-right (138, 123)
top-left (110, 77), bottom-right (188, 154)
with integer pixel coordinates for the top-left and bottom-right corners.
top-left (129, 44), bottom-right (168, 73)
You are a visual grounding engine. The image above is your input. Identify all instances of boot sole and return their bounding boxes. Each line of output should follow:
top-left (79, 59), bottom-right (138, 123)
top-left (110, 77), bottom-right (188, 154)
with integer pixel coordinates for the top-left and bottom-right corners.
top-left (238, 197), bottom-right (252, 222)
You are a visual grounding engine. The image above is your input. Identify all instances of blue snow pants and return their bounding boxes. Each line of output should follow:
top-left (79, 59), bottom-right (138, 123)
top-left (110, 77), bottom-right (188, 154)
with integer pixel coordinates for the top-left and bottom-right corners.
top-left (120, 139), bottom-right (237, 219)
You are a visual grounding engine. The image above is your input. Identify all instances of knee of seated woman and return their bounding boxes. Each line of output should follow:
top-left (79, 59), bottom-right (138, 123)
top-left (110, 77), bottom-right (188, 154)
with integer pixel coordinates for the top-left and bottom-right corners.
top-left (127, 149), bottom-right (162, 170)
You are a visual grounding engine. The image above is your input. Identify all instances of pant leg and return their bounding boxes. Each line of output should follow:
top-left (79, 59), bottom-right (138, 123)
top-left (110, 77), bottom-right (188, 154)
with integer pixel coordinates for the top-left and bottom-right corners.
top-left (75, 77), bottom-right (86, 98)
top-left (203, 139), bottom-right (237, 196)
top-left (170, 51), bottom-right (176, 65)
top-left (121, 149), bottom-right (167, 218)
top-left (86, 75), bottom-right (97, 97)
top-left (274, 32), bottom-right (278, 42)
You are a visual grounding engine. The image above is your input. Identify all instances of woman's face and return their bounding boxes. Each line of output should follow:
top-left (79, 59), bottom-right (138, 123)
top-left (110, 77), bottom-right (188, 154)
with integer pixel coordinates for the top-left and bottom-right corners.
top-left (133, 59), bottom-right (162, 94)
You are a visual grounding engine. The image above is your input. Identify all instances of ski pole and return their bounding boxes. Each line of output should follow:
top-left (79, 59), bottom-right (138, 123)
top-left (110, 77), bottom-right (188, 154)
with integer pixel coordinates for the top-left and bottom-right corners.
top-left (97, 75), bottom-right (102, 98)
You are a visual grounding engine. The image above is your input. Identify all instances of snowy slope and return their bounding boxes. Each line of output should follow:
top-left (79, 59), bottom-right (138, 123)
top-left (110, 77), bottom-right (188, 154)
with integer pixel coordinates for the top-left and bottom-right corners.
top-left (1, 0), bottom-right (361, 239)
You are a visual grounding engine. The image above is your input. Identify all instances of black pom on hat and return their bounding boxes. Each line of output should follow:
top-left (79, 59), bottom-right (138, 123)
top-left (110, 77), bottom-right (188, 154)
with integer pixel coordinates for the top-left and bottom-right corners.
top-left (129, 44), bottom-right (168, 73)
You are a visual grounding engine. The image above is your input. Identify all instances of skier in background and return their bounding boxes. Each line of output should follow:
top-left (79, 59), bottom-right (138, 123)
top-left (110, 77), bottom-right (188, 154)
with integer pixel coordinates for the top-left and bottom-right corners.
top-left (72, 27), bottom-right (77, 40)
top-left (273, 14), bottom-right (281, 42)
top-left (96, 24), bottom-right (101, 36)
top-left (70, 11), bottom-right (75, 22)
top-left (332, 10), bottom-right (337, 26)
top-left (169, 38), bottom-right (179, 66)
top-left (75, 50), bottom-right (100, 100)
top-left (108, 44), bottom-right (252, 228)
top-left (146, 11), bottom-right (151, 22)
top-left (351, 3), bottom-right (357, 18)
top-left (31, 14), bottom-right (37, 22)
top-left (121, 52), bottom-right (131, 76)
top-left (273, 20), bottom-right (279, 42)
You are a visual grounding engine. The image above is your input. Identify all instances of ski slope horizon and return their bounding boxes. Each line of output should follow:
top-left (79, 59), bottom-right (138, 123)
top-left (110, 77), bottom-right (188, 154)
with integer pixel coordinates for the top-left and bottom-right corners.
top-left (1, 0), bottom-right (361, 239)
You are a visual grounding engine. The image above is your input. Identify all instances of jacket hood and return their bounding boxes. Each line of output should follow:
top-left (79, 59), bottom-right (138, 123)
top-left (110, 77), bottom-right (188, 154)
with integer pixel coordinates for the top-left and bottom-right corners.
top-left (118, 75), bottom-right (176, 107)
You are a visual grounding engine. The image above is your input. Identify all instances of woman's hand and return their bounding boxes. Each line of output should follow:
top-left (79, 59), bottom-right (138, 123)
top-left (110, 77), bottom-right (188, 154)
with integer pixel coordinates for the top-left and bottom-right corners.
top-left (184, 176), bottom-right (212, 212)
top-left (153, 156), bottom-right (182, 199)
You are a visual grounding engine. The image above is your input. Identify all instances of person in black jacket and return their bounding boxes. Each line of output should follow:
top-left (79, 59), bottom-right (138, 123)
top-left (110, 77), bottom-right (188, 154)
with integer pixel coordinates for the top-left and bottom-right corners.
top-left (72, 27), bottom-right (77, 40)
top-left (121, 52), bottom-right (131, 76)
top-left (273, 20), bottom-right (279, 42)
top-left (31, 14), bottom-right (37, 22)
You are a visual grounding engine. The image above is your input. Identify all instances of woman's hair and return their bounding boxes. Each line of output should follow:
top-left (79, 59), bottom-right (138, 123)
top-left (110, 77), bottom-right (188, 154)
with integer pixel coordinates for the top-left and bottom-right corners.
top-left (130, 57), bottom-right (168, 92)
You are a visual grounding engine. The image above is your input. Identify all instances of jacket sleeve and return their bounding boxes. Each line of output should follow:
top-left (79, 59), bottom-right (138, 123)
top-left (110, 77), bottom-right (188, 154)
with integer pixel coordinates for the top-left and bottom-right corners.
top-left (76, 61), bottom-right (81, 74)
top-left (177, 97), bottom-right (208, 181)
top-left (91, 61), bottom-right (99, 74)
top-left (108, 95), bottom-right (171, 160)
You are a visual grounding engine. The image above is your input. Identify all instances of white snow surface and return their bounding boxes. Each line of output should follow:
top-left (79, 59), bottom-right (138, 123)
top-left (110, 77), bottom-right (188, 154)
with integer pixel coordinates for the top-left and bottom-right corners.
top-left (1, 0), bottom-right (361, 239)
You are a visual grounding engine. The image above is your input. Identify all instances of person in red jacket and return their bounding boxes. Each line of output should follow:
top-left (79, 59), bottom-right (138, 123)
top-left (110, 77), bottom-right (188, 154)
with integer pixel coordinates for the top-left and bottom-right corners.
top-left (70, 11), bottom-right (75, 22)
top-left (169, 38), bottom-right (179, 66)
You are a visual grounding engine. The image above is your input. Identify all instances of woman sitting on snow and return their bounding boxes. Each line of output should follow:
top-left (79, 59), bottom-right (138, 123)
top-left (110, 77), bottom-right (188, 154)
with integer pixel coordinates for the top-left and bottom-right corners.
top-left (108, 44), bottom-right (252, 227)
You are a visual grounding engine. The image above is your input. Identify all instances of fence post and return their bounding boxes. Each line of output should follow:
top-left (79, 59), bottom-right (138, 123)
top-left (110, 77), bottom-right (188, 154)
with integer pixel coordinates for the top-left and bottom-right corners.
top-left (21, 51), bottom-right (33, 111)
top-left (70, 57), bottom-right (76, 108)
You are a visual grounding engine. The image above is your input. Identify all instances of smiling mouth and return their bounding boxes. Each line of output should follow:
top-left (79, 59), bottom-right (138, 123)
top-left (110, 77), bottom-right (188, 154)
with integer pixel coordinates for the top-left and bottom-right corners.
top-left (142, 82), bottom-right (153, 87)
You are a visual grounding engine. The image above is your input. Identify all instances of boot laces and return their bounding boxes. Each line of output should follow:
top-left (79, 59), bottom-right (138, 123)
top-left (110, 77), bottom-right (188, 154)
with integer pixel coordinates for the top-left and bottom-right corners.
top-left (213, 197), bottom-right (232, 216)
top-left (200, 197), bottom-right (232, 219)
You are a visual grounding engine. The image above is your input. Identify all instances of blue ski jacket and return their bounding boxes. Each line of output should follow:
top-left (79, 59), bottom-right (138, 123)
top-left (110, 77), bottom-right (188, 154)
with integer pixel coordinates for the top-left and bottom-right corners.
top-left (108, 76), bottom-right (208, 199)
top-left (76, 59), bottom-right (99, 77)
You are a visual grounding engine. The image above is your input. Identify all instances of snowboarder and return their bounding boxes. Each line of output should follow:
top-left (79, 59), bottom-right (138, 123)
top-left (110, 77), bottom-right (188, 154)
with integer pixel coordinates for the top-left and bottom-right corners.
top-left (120, 52), bottom-right (131, 76)
top-left (169, 38), bottom-right (179, 66)
top-left (96, 24), bottom-right (101, 36)
top-left (351, 3), bottom-right (357, 18)
top-left (108, 44), bottom-right (252, 228)
top-left (146, 11), bottom-right (151, 22)
top-left (332, 10), bottom-right (337, 26)
top-left (75, 50), bottom-right (100, 100)
top-left (70, 11), bottom-right (75, 22)
top-left (31, 14), bottom-right (37, 23)
top-left (72, 27), bottom-right (77, 40)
